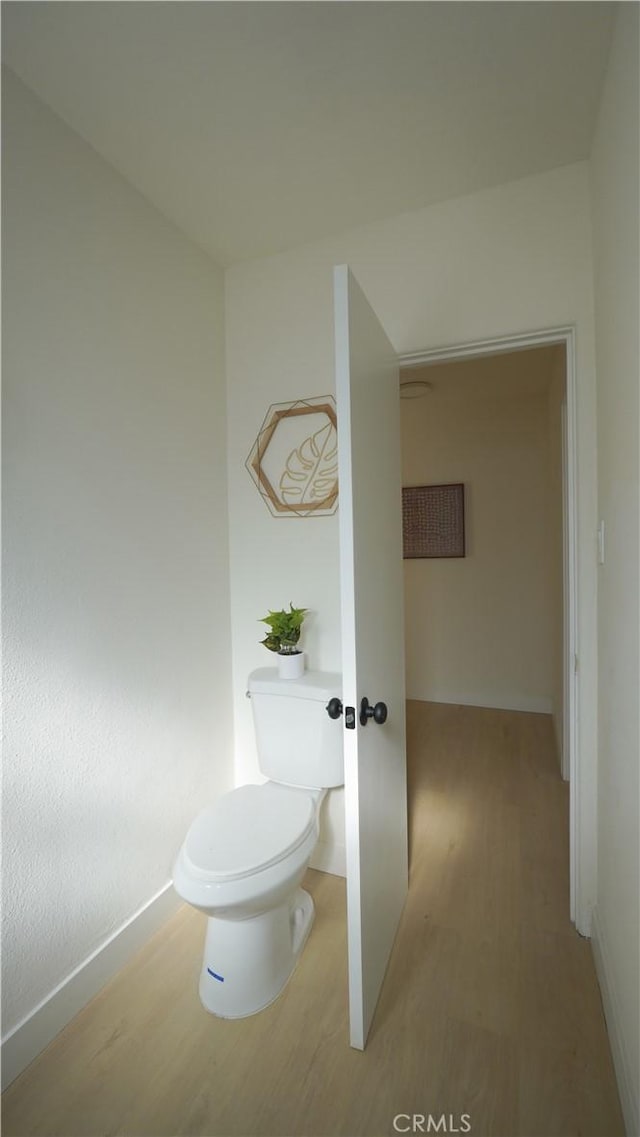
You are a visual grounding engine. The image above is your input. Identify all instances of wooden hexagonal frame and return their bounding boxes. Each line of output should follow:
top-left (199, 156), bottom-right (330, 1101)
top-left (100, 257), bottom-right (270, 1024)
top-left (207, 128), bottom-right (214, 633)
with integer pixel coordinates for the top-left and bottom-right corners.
top-left (245, 395), bottom-right (338, 517)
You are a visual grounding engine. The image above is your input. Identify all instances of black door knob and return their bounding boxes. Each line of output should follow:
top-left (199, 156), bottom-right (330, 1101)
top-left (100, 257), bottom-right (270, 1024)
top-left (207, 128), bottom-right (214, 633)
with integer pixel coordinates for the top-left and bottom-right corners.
top-left (359, 697), bottom-right (388, 726)
top-left (326, 697), bottom-right (343, 720)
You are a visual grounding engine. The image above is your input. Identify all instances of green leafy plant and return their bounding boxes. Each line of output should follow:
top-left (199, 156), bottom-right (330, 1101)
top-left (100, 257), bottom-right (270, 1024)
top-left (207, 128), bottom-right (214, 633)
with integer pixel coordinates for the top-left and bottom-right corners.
top-left (259, 604), bottom-right (307, 654)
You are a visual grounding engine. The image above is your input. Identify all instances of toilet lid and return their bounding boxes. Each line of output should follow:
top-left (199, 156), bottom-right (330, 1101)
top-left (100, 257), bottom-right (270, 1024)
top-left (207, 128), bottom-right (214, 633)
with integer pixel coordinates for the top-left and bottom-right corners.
top-left (182, 784), bottom-right (316, 882)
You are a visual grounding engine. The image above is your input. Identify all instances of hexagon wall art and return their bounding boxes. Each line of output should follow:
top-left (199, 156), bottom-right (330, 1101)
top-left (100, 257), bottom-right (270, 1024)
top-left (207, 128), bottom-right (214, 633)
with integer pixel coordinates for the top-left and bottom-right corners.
top-left (246, 395), bottom-right (338, 518)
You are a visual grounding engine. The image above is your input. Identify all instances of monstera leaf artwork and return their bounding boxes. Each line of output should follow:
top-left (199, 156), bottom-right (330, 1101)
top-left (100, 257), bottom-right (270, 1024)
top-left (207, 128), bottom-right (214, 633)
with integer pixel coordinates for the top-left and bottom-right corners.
top-left (279, 421), bottom-right (338, 507)
top-left (245, 396), bottom-right (339, 517)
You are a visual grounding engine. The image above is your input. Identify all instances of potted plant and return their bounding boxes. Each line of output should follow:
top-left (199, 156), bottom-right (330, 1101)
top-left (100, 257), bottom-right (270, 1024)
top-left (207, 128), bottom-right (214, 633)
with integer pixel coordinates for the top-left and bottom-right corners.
top-left (259, 604), bottom-right (308, 678)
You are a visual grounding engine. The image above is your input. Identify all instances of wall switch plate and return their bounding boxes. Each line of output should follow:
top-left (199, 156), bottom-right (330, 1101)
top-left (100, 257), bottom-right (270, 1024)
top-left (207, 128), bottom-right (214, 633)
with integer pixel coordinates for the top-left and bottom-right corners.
top-left (597, 520), bottom-right (605, 564)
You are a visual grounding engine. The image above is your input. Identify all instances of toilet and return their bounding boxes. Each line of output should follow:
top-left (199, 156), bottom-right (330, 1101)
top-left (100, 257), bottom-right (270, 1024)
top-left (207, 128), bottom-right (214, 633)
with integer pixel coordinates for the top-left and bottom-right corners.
top-left (173, 667), bottom-right (343, 1019)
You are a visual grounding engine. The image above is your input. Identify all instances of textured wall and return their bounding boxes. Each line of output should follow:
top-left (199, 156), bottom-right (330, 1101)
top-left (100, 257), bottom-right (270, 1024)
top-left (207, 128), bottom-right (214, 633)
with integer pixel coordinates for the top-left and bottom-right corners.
top-left (2, 70), bottom-right (233, 1034)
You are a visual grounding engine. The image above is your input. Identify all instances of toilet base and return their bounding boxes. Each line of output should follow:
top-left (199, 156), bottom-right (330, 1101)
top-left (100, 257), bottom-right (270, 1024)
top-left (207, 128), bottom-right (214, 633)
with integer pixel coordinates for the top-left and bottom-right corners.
top-left (198, 888), bottom-right (314, 1018)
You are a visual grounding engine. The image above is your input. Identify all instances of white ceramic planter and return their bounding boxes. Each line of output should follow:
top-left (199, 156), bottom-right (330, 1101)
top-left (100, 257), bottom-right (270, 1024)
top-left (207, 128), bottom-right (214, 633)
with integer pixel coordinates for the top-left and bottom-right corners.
top-left (277, 651), bottom-right (305, 679)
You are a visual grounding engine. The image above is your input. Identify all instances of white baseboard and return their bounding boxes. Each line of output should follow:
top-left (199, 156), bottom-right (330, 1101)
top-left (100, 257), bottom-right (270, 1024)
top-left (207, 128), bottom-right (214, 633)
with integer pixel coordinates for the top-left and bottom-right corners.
top-left (591, 906), bottom-right (640, 1137)
top-left (310, 840), bottom-right (346, 878)
top-left (407, 690), bottom-right (553, 715)
top-left (1, 882), bottom-right (181, 1091)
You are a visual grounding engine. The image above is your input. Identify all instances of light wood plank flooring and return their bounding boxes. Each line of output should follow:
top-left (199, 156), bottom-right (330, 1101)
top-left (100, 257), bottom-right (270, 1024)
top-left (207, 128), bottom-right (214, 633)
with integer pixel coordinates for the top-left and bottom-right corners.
top-left (3, 702), bottom-right (625, 1137)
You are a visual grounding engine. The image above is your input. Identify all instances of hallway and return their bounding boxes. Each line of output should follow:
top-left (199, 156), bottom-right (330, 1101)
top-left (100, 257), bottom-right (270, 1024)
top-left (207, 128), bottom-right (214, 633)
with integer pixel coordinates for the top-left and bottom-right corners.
top-left (2, 703), bottom-right (624, 1137)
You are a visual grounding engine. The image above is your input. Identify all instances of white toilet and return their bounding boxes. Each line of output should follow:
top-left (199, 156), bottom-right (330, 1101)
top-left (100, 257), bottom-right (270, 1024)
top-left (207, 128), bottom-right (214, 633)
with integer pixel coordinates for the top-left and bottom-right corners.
top-left (173, 667), bottom-right (343, 1019)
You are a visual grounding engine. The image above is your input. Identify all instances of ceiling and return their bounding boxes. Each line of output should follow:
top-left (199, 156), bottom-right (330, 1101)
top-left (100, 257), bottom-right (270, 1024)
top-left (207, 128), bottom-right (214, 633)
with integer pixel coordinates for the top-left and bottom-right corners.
top-left (2, 2), bottom-right (615, 266)
top-left (401, 344), bottom-right (564, 401)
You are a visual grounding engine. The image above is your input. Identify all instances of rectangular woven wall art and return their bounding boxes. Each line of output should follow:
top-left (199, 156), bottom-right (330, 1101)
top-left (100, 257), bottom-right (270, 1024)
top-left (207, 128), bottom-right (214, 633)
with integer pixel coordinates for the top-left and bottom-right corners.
top-left (402, 483), bottom-right (465, 559)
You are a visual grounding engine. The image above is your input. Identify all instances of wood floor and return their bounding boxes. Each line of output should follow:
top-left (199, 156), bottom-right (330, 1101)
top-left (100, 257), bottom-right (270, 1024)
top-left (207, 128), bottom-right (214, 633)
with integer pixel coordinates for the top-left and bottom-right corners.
top-left (3, 702), bottom-right (624, 1137)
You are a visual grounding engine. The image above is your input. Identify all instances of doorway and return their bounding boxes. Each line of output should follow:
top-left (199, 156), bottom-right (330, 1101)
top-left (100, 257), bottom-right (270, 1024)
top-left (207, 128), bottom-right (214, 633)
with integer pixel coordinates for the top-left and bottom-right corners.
top-left (398, 329), bottom-right (578, 925)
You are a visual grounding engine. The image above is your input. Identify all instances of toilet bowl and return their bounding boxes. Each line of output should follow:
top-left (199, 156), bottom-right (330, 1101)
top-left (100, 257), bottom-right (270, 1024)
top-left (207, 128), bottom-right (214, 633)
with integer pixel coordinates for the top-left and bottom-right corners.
top-left (173, 670), bottom-right (342, 1020)
top-left (174, 782), bottom-right (326, 1018)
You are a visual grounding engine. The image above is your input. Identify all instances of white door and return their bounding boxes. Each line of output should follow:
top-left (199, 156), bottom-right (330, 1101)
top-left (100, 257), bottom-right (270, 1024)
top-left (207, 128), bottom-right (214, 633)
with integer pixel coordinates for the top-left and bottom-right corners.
top-left (333, 264), bottom-right (408, 1049)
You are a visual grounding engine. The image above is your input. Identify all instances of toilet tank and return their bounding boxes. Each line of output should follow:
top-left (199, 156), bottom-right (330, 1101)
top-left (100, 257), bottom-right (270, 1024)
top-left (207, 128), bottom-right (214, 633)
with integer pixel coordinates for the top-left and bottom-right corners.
top-left (248, 668), bottom-right (343, 788)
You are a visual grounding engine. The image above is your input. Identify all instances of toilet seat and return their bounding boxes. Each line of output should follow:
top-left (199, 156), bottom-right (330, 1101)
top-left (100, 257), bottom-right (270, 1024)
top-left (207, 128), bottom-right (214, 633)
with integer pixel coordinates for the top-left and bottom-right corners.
top-left (182, 783), bottom-right (316, 883)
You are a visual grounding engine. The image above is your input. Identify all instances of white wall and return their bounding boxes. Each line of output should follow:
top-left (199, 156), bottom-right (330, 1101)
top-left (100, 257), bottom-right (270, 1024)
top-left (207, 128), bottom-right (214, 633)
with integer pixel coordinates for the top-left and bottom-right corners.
top-left (589, 6), bottom-right (640, 1132)
top-left (225, 161), bottom-right (598, 929)
top-left (401, 349), bottom-right (561, 715)
top-left (2, 69), bottom-right (233, 1059)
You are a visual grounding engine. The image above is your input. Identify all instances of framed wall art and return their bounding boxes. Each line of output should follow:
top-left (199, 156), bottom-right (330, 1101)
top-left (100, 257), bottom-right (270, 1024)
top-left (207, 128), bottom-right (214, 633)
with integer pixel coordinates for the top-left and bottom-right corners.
top-left (246, 395), bottom-right (338, 518)
top-left (402, 483), bottom-right (465, 559)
